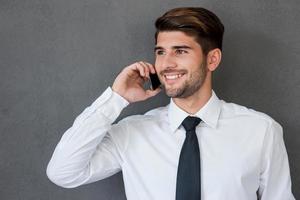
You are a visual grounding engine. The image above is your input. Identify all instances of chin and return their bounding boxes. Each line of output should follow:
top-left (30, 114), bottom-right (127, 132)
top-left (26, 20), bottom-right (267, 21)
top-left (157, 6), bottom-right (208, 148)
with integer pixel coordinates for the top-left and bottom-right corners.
top-left (165, 87), bottom-right (185, 98)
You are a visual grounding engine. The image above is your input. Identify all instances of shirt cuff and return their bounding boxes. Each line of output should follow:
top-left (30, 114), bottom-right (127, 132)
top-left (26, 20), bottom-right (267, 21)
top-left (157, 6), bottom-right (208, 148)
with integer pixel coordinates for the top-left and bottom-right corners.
top-left (92, 87), bottom-right (129, 122)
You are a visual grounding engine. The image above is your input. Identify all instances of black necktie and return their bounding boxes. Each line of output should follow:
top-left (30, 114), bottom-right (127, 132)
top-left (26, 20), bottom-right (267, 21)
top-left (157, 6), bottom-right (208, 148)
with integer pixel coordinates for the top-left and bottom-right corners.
top-left (176, 116), bottom-right (201, 200)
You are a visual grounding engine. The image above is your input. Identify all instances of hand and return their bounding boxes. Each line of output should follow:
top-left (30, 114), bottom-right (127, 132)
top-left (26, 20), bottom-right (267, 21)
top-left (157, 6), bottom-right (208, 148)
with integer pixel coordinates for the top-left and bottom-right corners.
top-left (112, 61), bottom-right (161, 103)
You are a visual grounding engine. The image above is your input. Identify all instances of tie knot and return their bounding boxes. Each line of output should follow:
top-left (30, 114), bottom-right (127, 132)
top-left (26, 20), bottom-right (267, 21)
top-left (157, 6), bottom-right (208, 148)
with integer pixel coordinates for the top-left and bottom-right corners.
top-left (181, 116), bottom-right (201, 132)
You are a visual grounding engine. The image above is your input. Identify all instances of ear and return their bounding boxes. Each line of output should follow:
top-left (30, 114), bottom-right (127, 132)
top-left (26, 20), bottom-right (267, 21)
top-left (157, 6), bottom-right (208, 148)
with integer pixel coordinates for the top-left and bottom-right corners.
top-left (206, 48), bottom-right (222, 72)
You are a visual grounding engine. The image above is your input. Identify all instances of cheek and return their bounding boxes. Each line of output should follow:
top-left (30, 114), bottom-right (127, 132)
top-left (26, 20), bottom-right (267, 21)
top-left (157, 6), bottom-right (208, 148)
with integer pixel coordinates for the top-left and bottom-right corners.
top-left (188, 58), bottom-right (204, 71)
top-left (177, 55), bottom-right (196, 65)
top-left (154, 58), bottom-right (161, 71)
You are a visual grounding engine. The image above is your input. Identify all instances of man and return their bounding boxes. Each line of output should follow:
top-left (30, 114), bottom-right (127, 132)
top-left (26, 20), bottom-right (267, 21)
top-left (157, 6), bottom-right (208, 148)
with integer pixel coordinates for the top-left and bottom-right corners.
top-left (47, 7), bottom-right (295, 200)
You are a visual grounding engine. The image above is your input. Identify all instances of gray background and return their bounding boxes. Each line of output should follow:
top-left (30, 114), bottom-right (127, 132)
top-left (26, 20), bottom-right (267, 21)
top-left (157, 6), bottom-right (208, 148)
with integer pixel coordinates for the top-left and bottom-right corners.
top-left (0, 0), bottom-right (299, 199)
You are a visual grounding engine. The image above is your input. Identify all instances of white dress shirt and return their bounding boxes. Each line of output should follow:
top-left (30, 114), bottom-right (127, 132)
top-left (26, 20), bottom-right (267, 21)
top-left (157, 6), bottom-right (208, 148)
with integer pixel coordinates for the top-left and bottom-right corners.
top-left (47, 87), bottom-right (295, 200)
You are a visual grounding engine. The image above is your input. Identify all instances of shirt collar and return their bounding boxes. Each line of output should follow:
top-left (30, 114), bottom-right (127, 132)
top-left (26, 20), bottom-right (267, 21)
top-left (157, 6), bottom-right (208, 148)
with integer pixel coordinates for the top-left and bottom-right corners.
top-left (168, 90), bottom-right (221, 132)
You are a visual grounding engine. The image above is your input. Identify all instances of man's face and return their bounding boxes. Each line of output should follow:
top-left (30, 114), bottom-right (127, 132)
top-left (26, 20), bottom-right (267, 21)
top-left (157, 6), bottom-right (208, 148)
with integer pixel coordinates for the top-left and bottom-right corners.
top-left (154, 31), bottom-right (207, 98)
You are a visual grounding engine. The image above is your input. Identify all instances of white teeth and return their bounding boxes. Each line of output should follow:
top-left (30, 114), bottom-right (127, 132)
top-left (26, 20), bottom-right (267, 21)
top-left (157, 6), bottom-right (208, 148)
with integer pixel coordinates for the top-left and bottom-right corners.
top-left (165, 74), bottom-right (183, 80)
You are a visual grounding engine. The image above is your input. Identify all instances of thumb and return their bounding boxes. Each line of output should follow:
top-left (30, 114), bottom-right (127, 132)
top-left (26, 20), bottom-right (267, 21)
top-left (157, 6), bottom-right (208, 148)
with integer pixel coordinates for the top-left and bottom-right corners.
top-left (145, 87), bottom-right (162, 98)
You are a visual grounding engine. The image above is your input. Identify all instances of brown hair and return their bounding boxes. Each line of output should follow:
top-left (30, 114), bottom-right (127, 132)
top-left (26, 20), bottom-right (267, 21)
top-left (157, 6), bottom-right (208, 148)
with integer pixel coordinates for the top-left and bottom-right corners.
top-left (155, 7), bottom-right (224, 55)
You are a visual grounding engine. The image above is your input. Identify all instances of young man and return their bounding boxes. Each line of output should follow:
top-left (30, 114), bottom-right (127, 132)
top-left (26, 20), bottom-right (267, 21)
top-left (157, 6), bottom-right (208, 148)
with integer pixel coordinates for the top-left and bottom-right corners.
top-left (47, 7), bottom-right (295, 200)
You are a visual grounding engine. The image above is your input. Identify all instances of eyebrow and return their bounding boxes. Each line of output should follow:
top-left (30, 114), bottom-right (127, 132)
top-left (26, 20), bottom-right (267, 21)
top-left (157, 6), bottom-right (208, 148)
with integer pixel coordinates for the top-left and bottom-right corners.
top-left (154, 45), bottom-right (192, 52)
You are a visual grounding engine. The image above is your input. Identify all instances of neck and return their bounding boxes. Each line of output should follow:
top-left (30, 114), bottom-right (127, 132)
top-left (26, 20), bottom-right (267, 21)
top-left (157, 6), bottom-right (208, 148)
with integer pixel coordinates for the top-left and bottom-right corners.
top-left (172, 73), bottom-right (212, 114)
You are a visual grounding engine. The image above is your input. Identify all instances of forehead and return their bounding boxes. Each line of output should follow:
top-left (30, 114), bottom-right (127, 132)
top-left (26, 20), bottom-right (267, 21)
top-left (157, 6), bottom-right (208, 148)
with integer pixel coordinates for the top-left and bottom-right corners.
top-left (156, 31), bottom-right (200, 48)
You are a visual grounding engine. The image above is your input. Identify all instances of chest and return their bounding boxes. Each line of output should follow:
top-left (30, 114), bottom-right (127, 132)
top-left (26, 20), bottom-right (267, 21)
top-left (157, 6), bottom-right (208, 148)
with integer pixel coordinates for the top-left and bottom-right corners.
top-left (122, 123), bottom-right (263, 198)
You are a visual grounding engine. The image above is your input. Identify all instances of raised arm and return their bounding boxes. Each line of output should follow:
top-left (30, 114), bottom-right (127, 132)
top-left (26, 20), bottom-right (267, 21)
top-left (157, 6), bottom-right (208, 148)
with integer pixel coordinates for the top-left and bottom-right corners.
top-left (46, 62), bottom-right (161, 188)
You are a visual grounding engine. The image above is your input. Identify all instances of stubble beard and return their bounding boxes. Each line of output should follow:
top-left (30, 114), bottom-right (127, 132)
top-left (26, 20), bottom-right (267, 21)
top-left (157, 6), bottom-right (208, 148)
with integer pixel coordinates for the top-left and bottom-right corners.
top-left (163, 61), bottom-right (207, 98)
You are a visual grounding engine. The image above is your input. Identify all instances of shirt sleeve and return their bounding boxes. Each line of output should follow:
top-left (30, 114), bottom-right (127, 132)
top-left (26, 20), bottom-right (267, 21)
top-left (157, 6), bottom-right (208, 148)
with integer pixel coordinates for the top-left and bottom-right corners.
top-left (46, 87), bottom-right (130, 188)
top-left (258, 120), bottom-right (295, 200)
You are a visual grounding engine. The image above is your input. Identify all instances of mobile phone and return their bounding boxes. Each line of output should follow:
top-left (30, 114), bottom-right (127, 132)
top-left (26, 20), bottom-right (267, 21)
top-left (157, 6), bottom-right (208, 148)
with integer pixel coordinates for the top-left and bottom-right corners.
top-left (149, 73), bottom-right (161, 90)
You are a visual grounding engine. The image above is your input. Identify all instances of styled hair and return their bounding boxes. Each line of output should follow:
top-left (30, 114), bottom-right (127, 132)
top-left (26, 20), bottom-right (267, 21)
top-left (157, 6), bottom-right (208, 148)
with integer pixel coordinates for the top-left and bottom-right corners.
top-left (155, 7), bottom-right (224, 55)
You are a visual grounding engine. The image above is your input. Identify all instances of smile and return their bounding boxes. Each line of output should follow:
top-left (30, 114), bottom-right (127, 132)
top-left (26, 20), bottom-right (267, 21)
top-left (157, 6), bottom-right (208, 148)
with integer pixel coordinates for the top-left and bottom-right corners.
top-left (164, 73), bottom-right (184, 80)
top-left (165, 74), bottom-right (183, 80)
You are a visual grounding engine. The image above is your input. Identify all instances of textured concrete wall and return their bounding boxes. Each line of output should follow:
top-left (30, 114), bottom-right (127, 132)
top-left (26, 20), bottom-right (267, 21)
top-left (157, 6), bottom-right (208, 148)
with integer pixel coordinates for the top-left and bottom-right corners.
top-left (0, 0), bottom-right (299, 199)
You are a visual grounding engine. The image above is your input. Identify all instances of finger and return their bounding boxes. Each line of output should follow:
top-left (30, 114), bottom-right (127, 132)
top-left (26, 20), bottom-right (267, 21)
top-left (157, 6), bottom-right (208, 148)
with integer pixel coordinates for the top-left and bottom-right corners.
top-left (143, 62), bottom-right (156, 74)
top-left (135, 63), bottom-right (147, 77)
top-left (125, 63), bottom-right (139, 76)
top-left (139, 61), bottom-right (150, 78)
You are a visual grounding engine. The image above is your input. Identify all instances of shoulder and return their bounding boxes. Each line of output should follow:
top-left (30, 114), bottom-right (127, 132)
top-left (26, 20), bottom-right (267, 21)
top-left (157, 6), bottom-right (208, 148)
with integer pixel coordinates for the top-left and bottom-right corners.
top-left (117, 105), bottom-right (169, 126)
top-left (220, 100), bottom-right (282, 131)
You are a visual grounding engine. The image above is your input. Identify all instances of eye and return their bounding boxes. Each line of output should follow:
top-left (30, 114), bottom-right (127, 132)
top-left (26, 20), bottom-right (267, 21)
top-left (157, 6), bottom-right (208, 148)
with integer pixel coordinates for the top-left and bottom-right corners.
top-left (155, 50), bottom-right (165, 56)
top-left (175, 49), bottom-right (188, 55)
